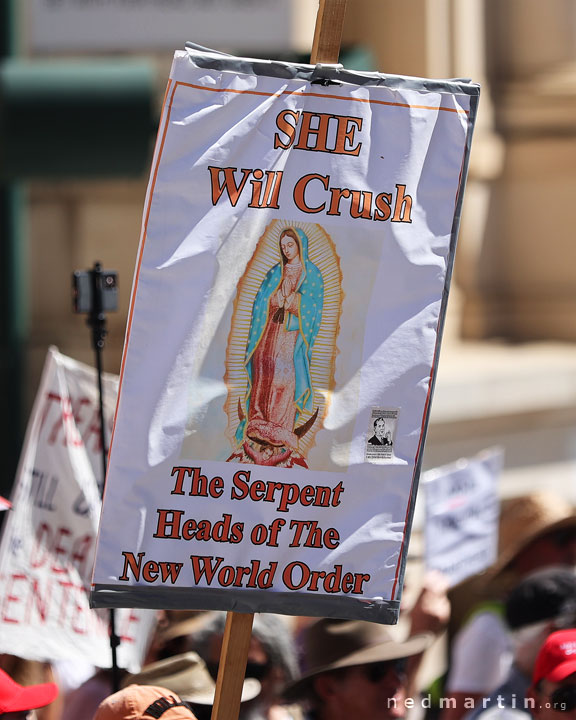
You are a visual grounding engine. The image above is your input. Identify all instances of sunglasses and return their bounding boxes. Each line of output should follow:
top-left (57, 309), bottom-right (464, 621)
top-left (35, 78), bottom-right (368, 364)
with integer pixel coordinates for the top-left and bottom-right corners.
top-left (364, 658), bottom-right (408, 683)
top-left (550, 528), bottom-right (576, 547)
top-left (546, 686), bottom-right (576, 712)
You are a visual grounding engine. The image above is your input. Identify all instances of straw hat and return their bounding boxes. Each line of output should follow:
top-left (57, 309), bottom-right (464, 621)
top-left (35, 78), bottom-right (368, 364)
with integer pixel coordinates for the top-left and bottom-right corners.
top-left (123, 652), bottom-right (260, 706)
top-left (283, 618), bottom-right (433, 700)
top-left (492, 491), bottom-right (576, 575)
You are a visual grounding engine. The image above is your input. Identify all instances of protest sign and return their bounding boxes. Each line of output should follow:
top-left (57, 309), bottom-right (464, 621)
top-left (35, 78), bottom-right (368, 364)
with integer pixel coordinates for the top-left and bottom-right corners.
top-left (91, 47), bottom-right (480, 624)
top-left (0, 347), bottom-right (154, 671)
top-left (423, 448), bottom-right (503, 587)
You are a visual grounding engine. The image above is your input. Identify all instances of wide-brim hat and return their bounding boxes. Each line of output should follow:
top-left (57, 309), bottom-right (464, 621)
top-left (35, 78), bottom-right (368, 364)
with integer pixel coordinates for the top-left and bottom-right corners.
top-left (123, 652), bottom-right (260, 705)
top-left (283, 618), bottom-right (433, 701)
top-left (491, 492), bottom-right (576, 576)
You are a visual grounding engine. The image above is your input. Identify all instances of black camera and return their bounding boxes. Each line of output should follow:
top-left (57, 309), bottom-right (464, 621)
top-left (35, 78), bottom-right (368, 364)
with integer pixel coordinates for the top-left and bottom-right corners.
top-left (72, 269), bottom-right (119, 314)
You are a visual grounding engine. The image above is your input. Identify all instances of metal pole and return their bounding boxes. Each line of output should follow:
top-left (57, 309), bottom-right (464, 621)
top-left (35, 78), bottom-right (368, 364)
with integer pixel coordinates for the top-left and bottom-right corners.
top-left (88, 262), bottom-right (121, 693)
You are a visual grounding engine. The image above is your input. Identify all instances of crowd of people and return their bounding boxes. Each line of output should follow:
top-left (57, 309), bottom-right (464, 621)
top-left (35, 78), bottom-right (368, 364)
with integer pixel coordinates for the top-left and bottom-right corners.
top-left (2, 489), bottom-right (576, 720)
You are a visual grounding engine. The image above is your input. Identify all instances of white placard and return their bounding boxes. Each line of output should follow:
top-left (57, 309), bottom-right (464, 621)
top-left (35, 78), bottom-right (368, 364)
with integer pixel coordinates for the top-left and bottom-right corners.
top-left (91, 49), bottom-right (480, 623)
top-left (424, 448), bottom-right (503, 587)
top-left (0, 347), bottom-right (155, 671)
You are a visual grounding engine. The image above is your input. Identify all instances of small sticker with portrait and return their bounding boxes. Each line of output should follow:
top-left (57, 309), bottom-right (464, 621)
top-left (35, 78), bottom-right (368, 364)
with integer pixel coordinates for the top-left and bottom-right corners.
top-left (365, 408), bottom-right (398, 461)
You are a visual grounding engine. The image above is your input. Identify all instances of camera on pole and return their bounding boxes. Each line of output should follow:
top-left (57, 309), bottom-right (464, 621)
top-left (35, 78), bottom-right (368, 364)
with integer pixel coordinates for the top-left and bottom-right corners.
top-left (71, 261), bottom-right (121, 692)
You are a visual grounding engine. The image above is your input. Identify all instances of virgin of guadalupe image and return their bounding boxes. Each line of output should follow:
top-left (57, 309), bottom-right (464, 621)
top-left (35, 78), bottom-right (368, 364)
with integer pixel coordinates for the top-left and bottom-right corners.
top-left (226, 225), bottom-right (337, 469)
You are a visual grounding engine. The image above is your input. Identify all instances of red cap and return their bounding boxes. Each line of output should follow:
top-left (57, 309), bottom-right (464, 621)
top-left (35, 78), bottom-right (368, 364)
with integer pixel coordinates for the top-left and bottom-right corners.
top-left (0, 668), bottom-right (58, 713)
top-left (533, 630), bottom-right (576, 686)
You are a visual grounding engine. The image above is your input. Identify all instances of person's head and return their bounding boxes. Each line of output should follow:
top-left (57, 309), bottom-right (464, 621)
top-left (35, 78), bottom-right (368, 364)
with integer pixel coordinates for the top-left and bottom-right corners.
top-left (528, 630), bottom-right (576, 720)
top-left (374, 418), bottom-right (386, 439)
top-left (506, 567), bottom-right (576, 675)
top-left (494, 493), bottom-right (576, 578)
top-left (191, 612), bottom-right (298, 711)
top-left (512, 528), bottom-right (576, 576)
top-left (122, 652), bottom-right (260, 720)
top-left (279, 229), bottom-right (301, 264)
top-left (93, 684), bottom-right (197, 720)
top-left (0, 668), bottom-right (58, 720)
top-left (284, 618), bottom-right (432, 720)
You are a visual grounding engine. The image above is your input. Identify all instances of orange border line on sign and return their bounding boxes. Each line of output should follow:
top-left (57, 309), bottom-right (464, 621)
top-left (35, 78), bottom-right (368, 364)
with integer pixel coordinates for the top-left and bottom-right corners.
top-left (176, 80), bottom-right (470, 115)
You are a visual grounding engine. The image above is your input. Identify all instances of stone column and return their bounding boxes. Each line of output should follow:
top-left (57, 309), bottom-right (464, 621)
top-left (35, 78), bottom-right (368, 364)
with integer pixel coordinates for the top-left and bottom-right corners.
top-left (461, 0), bottom-right (576, 341)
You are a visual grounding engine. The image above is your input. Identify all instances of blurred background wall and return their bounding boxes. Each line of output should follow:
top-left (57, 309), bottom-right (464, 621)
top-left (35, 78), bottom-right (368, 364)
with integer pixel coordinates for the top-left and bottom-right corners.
top-left (2, 0), bottom-right (576, 505)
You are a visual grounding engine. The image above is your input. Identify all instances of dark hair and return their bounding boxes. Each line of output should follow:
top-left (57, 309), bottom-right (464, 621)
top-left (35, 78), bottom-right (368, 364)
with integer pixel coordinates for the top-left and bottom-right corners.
top-left (505, 567), bottom-right (576, 630)
top-left (279, 228), bottom-right (301, 264)
top-left (191, 612), bottom-right (299, 683)
top-left (374, 417), bottom-right (386, 429)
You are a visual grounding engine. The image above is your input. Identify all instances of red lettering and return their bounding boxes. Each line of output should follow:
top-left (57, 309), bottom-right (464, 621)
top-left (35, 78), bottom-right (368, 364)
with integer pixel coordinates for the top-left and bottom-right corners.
top-left (30, 523), bottom-right (52, 568)
top-left (83, 409), bottom-right (103, 453)
top-left (119, 551), bottom-right (146, 581)
top-left (142, 561), bottom-right (159, 583)
top-left (282, 561), bottom-right (310, 590)
top-left (72, 396), bottom-right (91, 430)
top-left (154, 509), bottom-right (184, 539)
top-left (1, 574), bottom-right (26, 623)
top-left (27, 578), bottom-right (50, 622)
top-left (119, 610), bottom-right (140, 644)
top-left (39, 392), bottom-right (61, 431)
top-left (51, 527), bottom-right (72, 574)
top-left (170, 467), bottom-right (224, 498)
top-left (170, 466), bottom-right (191, 495)
top-left (70, 534), bottom-right (93, 577)
top-left (189, 555), bottom-right (224, 584)
top-left (182, 519), bottom-right (197, 541)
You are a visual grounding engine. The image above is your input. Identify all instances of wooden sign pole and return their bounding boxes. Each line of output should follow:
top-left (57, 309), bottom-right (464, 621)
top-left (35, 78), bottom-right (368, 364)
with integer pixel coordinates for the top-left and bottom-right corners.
top-left (211, 4), bottom-right (348, 719)
top-left (310, 0), bottom-right (348, 65)
top-left (211, 612), bottom-right (254, 720)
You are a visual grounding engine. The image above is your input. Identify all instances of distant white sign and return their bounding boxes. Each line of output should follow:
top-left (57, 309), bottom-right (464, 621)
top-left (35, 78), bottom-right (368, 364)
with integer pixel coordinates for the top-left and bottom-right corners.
top-left (27, 0), bottom-right (309, 53)
top-left (0, 347), bottom-right (155, 671)
top-left (423, 448), bottom-right (503, 587)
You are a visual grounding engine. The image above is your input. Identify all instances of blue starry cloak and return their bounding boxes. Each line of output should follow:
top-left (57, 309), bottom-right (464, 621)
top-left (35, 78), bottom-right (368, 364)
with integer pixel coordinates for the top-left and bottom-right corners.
top-left (235, 228), bottom-right (324, 446)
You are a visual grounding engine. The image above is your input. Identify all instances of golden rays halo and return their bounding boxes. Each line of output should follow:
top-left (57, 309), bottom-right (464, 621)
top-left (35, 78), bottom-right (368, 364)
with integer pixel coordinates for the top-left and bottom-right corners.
top-left (224, 219), bottom-right (343, 460)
